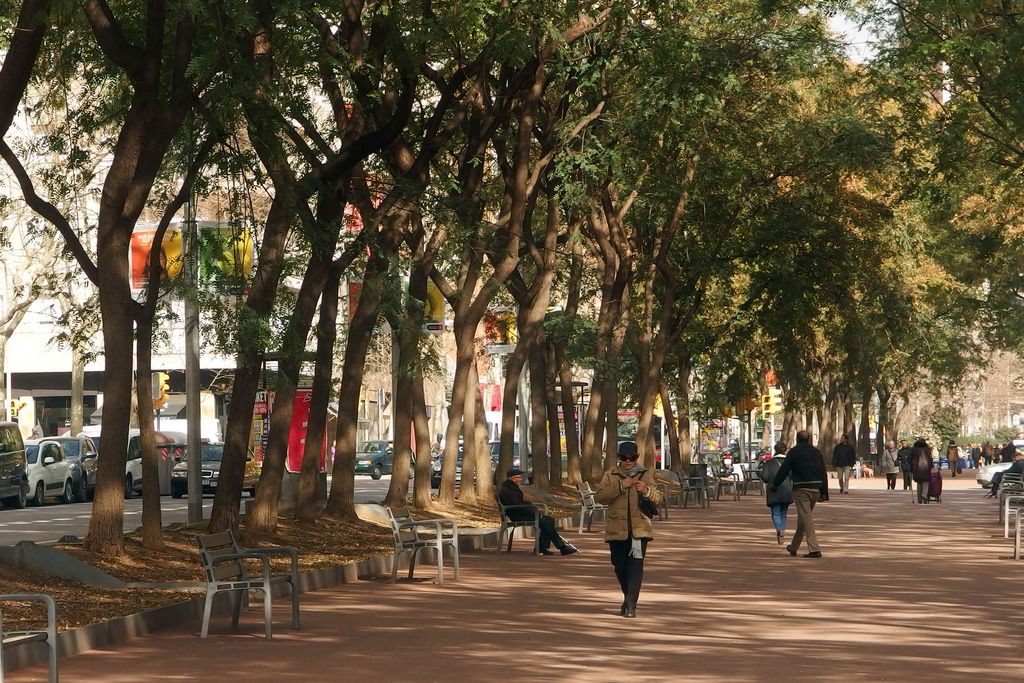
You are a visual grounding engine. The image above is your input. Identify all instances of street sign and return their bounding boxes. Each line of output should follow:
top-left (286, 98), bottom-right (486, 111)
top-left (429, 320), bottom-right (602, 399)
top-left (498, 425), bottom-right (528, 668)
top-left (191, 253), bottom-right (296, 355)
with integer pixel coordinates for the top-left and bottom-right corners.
top-left (484, 344), bottom-right (516, 355)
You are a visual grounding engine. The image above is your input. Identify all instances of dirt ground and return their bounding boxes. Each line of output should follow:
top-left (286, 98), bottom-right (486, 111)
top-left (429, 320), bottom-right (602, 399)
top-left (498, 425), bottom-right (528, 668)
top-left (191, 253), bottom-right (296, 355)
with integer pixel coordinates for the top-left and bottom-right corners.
top-left (8, 474), bottom-right (1024, 683)
top-left (0, 488), bottom-right (578, 632)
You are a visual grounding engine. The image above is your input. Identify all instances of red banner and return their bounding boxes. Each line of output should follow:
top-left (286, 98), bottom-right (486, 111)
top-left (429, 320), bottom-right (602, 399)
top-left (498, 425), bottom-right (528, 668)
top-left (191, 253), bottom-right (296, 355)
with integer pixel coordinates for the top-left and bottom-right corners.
top-left (287, 389), bottom-right (325, 473)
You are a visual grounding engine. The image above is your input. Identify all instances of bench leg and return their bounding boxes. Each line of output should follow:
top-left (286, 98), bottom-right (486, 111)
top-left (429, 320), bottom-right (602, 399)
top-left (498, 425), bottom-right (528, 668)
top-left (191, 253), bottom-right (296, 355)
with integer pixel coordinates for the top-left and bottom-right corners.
top-left (533, 521), bottom-right (540, 554)
top-left (451, 542), bottom-right (460, 580)
top-left (231, 590), bottom-right (243, 631)
top-left (496, 526), bottom-right (505, 553)
top-left (390, 549), bottom-right (402, 583)
top-left (578, 509), bottom-right (585, 535)
top-left (262, 587), bottom-right (272, 641)
top-left (201, 590), bottom-right (216, 638)
top-left (408, 547), bottom-right (420, 580)
top-left (290, 578), bottom-right (300, 631)
top-left (433, 543), bottom-right (444, 585)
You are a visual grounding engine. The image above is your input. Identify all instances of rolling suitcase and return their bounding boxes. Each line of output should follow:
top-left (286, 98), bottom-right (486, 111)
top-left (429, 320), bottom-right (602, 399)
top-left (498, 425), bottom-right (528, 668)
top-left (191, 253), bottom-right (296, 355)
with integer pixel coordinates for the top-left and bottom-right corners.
top-left (928, 469), bottom-right (943, 502)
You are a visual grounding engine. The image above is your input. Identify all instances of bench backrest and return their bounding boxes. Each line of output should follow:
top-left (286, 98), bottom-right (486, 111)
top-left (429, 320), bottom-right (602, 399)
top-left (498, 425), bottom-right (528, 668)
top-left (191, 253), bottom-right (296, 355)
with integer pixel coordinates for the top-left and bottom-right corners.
top-left (196, 530), bottom-right (243, 582)
top-left (386, 506), bottom-right (419, 543)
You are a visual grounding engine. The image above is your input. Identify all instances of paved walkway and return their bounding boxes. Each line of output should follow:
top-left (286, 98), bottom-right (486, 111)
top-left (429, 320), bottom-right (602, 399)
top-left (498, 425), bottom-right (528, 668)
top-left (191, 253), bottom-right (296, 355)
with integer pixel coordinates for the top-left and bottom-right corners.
top-left (9, 473), bottom-right (1023, 682)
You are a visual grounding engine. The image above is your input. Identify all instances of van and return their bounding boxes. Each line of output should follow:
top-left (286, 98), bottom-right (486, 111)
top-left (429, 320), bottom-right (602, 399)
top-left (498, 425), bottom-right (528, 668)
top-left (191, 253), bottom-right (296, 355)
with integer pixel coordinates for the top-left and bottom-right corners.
top-left (80, 428), bottom-right (186, 497)
top-left (0, 422), bottom-right (28, 508)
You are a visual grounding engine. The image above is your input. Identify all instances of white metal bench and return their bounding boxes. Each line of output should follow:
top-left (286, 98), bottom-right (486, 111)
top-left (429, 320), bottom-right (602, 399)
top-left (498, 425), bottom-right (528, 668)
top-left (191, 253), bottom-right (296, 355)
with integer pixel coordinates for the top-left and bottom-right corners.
top-left (495, 494), bottom-right (545, 553)
top-left (575, 482), bottom-right (608, 533)
top-left (0, 594), bottom-right (57, 683)
top-left (196, 530), bottom-right (300, 640)
top-left (386, 507), bottom-right (460, 584)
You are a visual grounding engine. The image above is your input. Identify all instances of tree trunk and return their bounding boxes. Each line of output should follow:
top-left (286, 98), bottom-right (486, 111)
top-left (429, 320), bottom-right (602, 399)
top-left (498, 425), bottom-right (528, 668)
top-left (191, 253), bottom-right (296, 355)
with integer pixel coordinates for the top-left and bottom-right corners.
top-left (458, 364), bottom-right (481, 505)
top-left (674, 357), bottom-right (693, 472)
top-left (324, 256), bottom-right (388, 518)
top-left (70, 345), bottom-right (85, 434)
top-left (858, 385), bottom-right (873, 463)
top-left (135, 320), bottom-right (164, 550)
top-left (296, 266), bottom-right (341, 522)
top-left (818, 377), bottom-right (839, 457)
top-left (471, 372), bottom-right (492, 500)
top-left (660, 382), bottom-right (680, 472)
top-left (410, 372), bottom-right (434, 509)
top-left (545, 342), bottom-right (562, 486)
top-left (603, 377), bottom-right (619, 473)
top-left (528, 341), bottom-right (549, 488)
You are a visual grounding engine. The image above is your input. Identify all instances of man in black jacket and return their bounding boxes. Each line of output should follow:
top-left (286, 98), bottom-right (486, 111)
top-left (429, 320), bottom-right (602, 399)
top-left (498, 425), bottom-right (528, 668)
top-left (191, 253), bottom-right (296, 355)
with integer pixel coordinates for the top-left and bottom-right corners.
top-left (832, 433), bottom-right (857, 494)
top-left (897, 440), bottom-right (913, 491)
top-left (773, 430), bottom-right (828, 558)
top-left (498, 468), bottom-right (578, 556)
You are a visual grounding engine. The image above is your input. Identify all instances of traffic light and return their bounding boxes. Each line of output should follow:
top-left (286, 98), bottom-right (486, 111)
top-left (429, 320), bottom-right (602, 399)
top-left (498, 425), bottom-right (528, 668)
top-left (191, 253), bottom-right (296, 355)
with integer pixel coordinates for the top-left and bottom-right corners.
top-left (760, 393), bottom-right (772, 415)
top-left (768, 386), bottom-right (783, 413)
top-left (8, 399), bottom-right (21, 418)
top-left (152, 372), bottom-right (170, 409)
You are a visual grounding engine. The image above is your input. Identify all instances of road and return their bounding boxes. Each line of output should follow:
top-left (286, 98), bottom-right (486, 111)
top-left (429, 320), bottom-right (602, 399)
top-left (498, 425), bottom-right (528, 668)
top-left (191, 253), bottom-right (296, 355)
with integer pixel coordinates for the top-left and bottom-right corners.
top-left (0, 475), bottom-right (404, 544)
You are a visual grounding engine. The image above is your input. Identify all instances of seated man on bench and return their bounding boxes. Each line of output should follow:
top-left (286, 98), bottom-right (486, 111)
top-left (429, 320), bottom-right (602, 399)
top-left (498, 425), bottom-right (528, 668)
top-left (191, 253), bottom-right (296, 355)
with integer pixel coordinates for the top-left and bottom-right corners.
top-left (498, 467), bottom-right (579, 556)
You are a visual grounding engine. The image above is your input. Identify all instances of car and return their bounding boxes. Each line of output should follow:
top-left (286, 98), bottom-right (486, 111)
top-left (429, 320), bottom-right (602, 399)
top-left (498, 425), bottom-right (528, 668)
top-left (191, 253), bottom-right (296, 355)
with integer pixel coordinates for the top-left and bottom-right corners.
top-left (489, 441), bottom-right (522, 468)
top-left (0, 422), bottom-right (28, 508)
top-left (354, 440), bottom-right (396, 480)
top-left (23, 439), bottom-right (74, 506)
top-left (87, 429), bottom-right (184, 497)
top-left (170, 443), bottom-right (260, 498)
top-left (50, 435), bottom-right (98, 502)
top-left (977, 461), bottom-right (1013, 488)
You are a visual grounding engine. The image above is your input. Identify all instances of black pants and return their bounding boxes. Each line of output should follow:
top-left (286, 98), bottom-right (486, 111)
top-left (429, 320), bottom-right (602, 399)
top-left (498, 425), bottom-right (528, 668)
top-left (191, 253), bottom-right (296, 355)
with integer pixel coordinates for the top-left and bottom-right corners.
top-left (538, 516), bottom-right (566, 552)
top-left (901, 470), bottom-right (912, 490)
top-left (609, 538), bottom-right (649, 609)
top-left (886, 473), bottom-right (897, 489)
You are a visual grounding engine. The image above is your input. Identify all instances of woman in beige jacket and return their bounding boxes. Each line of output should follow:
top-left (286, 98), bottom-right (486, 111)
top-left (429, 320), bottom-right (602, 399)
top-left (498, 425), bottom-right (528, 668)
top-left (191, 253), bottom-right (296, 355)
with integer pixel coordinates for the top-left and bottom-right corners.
top-left (594, 441), bottom-right (662, 618)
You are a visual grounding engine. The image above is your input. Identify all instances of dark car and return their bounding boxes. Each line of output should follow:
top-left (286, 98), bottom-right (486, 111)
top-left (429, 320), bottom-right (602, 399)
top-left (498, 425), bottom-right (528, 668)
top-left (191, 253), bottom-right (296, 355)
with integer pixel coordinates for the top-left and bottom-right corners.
top-left (354, 440), bottom-right (396, 480)
top-left (51, 435), bottom-right (98, 502)
top-left (170, 444), bottom-right (260, 498)
top-left (0, 422), bottom-right (28, 508)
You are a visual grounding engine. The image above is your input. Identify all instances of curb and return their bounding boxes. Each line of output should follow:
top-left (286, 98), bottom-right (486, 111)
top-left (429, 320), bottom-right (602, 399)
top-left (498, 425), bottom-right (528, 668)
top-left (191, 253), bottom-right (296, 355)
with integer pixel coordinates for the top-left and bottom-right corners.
top-left (3, 514), bottom-right (581, 673)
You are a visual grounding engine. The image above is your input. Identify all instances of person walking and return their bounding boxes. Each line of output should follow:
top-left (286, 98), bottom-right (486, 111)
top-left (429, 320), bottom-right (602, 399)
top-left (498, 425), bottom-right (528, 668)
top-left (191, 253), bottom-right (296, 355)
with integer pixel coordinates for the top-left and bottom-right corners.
top-left (897, 439), bottom-right (913, 491)
top-left (594, 441), bottom-right (662, 618)
top-left (946, 440), bottom-right (960, 477)
top-left (832, 433), bottom-right (856, 494)
top-left (498, 468), bottom-right (579, 556)
top-left (982, 441), bottom-right (994, 466)
top-left (911, 439), bottom-right (933, 504)
top-left (772, 430), bottom-right (828, 558)
top-left (971, 443), bottom-right (982, 469)
top-left (759, 442), bottom-right (793, 544)
top-left (881, 440), bottom-right (900, 490)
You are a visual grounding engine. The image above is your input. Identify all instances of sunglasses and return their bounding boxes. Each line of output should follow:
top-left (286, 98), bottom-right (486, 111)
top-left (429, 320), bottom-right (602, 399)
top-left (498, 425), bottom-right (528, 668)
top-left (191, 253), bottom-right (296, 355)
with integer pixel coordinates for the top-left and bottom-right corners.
top-left (618, 455), bottom-right (638, 462)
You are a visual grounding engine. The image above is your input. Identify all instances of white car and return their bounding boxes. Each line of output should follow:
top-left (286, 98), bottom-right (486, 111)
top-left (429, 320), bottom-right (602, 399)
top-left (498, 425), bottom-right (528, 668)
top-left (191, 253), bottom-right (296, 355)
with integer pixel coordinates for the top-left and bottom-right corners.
top-left (24, 440), bottom-right (75, 506)
top-left (977, 461), bottom-right (1013, 488)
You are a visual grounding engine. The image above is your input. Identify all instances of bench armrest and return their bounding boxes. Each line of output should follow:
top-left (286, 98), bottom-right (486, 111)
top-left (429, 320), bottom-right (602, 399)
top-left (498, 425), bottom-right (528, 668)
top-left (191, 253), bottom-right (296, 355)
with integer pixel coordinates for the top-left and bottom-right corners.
top-left (396, 519), bottom-right (459, 538)
top-left (244, 546), bottom-right (299, 575)
top-left (0, 594), bottom-right (57, 643)
top-left (501, 503), bottom-right (547, 517)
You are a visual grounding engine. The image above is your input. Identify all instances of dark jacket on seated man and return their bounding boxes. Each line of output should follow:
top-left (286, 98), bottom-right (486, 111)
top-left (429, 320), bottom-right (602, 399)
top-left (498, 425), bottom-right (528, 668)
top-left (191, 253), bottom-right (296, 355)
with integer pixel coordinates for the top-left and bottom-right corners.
top-left (498, 478), bottom-right (539, 522)
top-left (498, 468), bottom-right (578, 556)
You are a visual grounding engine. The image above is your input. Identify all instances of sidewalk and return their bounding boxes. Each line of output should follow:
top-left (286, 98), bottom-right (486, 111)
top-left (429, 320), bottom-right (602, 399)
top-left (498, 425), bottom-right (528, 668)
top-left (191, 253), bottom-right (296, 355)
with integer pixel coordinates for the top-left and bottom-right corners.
top-left (9, 474), bottom-right (1023, 682)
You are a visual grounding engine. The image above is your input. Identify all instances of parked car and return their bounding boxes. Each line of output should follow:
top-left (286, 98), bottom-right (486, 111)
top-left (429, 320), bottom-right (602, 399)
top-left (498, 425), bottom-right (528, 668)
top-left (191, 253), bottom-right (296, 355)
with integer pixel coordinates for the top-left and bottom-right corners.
top-left (86, 429), bottom-right (184, 497)
top-left (489, 441), bottom-right (522, 468)
top-left (50, 435), bottom-right (98, 502)
top-left (977, 461), bottom-right (1013, 488)
top-left (170, 443), bottom-right (260, 498)
top-left (354, 440), bottom-right (395, 480)
top-left (0, 422), bottom-right (28, 508)
top-left (24, 439), bottom-right (74, 506)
